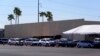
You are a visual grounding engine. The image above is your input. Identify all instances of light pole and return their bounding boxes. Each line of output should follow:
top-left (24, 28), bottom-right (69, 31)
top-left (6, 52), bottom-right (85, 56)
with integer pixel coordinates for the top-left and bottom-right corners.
top-left (38, 0), bottom-right (40, 23)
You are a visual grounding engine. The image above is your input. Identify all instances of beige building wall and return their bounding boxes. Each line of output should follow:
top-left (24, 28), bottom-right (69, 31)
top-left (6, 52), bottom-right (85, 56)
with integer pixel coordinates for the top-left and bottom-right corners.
top-left (5, 19), bottom-right (100, 38)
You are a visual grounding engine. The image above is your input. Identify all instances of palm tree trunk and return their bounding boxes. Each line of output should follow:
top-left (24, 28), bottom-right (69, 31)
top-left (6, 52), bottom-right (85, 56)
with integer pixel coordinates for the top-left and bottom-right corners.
top-left (10, 20), bottom-right (12, 25)
top-left (11, 20), bottom-right (12, 25)
top-left (18, 16), bottom-right (19, 24)
top-left (15, 15), bottom-right (17, 24)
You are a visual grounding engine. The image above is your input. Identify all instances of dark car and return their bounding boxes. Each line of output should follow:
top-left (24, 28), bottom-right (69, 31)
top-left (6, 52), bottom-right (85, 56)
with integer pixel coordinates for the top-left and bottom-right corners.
top-left (77, 40), bottom-right (94, 48)
top-left (0, 38), bottom-right (9, 45)
top-left (31, 39), bottom-right (39, 46)
top-left (57, 38), bottom-right (71, 47)
top-left (67, 40), bottom-right (79, 47)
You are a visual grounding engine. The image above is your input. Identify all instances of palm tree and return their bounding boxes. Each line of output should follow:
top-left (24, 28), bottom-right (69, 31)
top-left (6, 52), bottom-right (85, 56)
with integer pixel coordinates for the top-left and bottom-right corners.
top-left (39, 12), bottom-right (46, 22)
top-left (13, 7), bottom-right (22, 24)
top-left (8, 14), bottom-right (14, 25)
top-left (46, 11), bottom-right (53, 22)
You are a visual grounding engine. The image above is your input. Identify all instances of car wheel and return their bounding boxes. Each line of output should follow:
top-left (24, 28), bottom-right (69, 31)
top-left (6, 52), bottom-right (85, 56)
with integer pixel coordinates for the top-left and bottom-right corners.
top-left (77, 45), bottom-right (81, 48)
top-left (88, 44), bottom-right (92, 48)
top-left (38, 43), bottom-right (42, 46)
top-left (67, 44), bottom-right (70, 47)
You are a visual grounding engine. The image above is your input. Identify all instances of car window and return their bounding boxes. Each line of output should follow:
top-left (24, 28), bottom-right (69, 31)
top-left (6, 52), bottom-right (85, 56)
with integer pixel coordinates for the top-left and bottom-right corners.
top-left (25, 39), bottom-right (33, 41)
top-left (47, 40), bottom-right (53, 41)
top-left (41, 40), bottom-right (45, 41)
top-left (33, 40), bottom-right (39, 41)
top-left (10, 39), bottom-right (15, 41)
top-left (94, 38), bottom-right (100, 41)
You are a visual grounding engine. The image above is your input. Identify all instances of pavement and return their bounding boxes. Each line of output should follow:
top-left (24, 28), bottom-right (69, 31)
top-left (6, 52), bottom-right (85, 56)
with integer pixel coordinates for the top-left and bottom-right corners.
top-left (0, 45), bottom-right (99, 56)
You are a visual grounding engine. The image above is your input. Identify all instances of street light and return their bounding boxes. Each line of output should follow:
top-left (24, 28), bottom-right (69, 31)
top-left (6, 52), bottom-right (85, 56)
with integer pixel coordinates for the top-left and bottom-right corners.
top-left (38, 0), bottom-right (40, 23)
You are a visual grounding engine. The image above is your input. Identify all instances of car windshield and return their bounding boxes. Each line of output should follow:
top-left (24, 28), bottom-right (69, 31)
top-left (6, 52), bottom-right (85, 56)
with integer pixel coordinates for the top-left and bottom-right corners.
top-left (25, 39), bottom-right (38, 41)
top-left (41, 40), bottom-right (45, 41)
top-left (46, 39), bottom-right (54, 41)
top-left (33, 39), bottom-right (39, 41)
top-left (10, 39), bottom-right (19, 41)
top-left (60, 38), bottom-right (71, 41)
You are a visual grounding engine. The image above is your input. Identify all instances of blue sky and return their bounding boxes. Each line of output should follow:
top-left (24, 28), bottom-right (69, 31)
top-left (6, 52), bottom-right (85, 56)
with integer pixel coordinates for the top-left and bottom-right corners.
top-left (0, 0), bottom-right (100, 28)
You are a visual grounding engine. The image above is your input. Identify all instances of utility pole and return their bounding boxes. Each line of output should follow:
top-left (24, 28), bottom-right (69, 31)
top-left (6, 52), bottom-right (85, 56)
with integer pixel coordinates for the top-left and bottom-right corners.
top-left (38, 0), bottom-right (40, 23)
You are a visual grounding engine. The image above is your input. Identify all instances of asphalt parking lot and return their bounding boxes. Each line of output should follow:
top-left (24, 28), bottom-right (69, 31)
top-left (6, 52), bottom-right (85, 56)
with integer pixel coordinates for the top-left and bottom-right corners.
top-left (0, 45), bottom-right (99, 56)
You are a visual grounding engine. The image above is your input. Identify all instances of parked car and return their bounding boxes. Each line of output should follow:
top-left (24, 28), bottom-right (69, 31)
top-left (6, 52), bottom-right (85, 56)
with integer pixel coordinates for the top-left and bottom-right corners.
top-left (8, 38), bottom-right (20, 45)
top-left (24, 38), bottom-right (39, 46)
top-left (94, 38), bottom-right (100, 48)
top-left (77, 40), bottom-right (94, 48)
top-left (57, 38), bottom-right (71, 47)
top-left (31, 39), bottom-right (40, 46)
top-left (0, 38), bottom-right (8, 45)
top-left (18, 38), bottom-right (26, 46)
top-left (24, 39), bottom-right (33, 46)
top-left (67, 40), bottom-right (79, 47)
top-left (39, 38), bottom-right (56, 47)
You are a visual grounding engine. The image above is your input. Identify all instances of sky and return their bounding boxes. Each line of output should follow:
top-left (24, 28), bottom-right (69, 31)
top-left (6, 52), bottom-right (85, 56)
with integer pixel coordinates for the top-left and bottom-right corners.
top-left (0, 0), bottom-right (100, 28)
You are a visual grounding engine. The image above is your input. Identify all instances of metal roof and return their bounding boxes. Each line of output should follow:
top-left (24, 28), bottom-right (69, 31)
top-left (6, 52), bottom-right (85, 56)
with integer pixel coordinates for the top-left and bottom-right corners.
top-left (63, 25), bottom-right (100, 34)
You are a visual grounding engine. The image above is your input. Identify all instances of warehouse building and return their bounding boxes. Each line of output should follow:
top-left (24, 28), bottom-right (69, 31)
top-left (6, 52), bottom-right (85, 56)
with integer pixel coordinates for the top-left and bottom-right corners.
top-left (4, 19), bottom-right (100, 39)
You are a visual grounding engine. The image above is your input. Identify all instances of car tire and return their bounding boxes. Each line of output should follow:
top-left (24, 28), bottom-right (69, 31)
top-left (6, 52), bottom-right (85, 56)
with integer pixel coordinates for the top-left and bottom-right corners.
top-left (38, 43), bottom-right (42, 46)
top-left (77, 45), bottom-right (81, 48)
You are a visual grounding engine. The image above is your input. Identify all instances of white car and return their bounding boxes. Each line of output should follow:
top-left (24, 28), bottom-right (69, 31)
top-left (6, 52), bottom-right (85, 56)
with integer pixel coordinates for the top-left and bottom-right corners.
top-left (8, 38), bottom-right (20, 45)
top-left (39, 38), bottom-right (56, 46)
